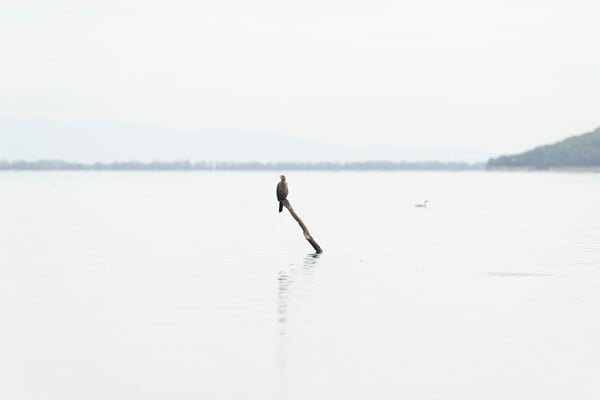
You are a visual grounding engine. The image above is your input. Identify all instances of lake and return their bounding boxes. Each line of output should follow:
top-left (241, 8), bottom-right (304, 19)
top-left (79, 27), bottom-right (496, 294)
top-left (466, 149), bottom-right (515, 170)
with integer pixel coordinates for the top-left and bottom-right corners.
top-left (1, 171), bottom-right (599, 399)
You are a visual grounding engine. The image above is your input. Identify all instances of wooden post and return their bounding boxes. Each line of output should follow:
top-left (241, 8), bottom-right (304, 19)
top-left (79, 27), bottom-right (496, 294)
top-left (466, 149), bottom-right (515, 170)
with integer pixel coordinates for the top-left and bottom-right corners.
top-left (281, 199), bottom-right (323, 254)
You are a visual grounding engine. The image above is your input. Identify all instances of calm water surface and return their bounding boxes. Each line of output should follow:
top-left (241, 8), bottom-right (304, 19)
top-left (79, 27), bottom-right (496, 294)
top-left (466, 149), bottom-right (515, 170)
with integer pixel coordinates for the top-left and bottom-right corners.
top-left (1, 171), bottom-right (599, 399)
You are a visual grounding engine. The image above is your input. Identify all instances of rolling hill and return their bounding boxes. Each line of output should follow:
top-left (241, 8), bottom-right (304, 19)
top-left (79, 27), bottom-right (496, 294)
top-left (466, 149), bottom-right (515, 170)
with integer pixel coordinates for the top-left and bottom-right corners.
top-left (487, 127), bottom-right (600, 170)
top-left (0, 118), bottom-right (491, 163)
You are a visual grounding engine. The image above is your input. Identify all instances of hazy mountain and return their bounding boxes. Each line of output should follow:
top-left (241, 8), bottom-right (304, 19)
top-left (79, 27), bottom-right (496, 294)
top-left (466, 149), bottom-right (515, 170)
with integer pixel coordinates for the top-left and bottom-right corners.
top-left (1, 118), bottom-right (492, 163)
top-left (487, 127), bottom-right (600, 169)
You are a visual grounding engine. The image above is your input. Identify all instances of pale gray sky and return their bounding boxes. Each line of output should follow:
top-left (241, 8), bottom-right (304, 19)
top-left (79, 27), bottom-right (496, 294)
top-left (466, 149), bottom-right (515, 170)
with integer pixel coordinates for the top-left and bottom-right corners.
top-left (2, 0), bottom-right (599, 155)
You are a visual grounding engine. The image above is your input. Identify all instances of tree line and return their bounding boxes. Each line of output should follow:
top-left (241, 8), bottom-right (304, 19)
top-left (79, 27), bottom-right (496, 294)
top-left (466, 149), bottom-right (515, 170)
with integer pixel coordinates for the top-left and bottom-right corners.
top-left (0, 160), bottom-right (484, 171)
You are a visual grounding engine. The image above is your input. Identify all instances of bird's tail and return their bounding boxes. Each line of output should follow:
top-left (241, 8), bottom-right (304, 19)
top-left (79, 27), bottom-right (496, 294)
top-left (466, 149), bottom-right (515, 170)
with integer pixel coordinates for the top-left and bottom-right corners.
top-left (279, 201), bottom-right (283, 213)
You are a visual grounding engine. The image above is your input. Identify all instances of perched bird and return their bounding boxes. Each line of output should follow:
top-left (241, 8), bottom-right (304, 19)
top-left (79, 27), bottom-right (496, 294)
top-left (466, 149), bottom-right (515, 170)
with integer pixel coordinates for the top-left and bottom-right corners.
top-left (415, 200), bottom-right (429, 208)
top-left (276, 175), bottom-right (289, 212)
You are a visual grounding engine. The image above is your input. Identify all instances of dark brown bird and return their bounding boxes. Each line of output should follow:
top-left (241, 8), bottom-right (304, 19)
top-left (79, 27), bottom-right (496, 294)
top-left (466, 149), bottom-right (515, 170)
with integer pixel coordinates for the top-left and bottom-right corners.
top-left (276, 175), bottom-right (288, 213)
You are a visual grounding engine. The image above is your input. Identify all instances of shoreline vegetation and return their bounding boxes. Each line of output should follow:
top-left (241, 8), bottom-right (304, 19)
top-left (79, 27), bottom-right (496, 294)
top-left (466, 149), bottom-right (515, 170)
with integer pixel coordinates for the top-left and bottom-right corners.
top-left (0, 160), bottom-right (485, 171)
top-left (1, 161), bottom-right (598, 172)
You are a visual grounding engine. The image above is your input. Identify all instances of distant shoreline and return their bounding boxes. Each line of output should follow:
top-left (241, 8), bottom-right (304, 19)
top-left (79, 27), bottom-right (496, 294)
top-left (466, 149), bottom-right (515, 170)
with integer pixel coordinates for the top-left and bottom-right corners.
top-left (0, 160), bottom-right (485, 171)
top-left (3, 161), bottom-right (598, 172)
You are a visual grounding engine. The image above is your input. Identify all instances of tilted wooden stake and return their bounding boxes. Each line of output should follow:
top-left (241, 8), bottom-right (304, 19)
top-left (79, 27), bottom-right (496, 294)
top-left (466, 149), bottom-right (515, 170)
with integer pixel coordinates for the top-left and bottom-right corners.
top-left (280, 199), bottom-right (323, 254)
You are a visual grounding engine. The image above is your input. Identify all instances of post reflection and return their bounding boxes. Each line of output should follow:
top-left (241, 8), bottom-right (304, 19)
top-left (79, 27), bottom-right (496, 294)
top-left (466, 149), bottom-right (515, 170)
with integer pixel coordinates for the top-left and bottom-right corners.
top-left (277, 253), bottom-right (320, 368)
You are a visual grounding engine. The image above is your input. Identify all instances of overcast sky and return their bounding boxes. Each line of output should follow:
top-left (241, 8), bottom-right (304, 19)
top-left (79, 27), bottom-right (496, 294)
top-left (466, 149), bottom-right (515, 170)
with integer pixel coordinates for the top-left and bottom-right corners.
top-left (2, 0), bottom-right (599, 155)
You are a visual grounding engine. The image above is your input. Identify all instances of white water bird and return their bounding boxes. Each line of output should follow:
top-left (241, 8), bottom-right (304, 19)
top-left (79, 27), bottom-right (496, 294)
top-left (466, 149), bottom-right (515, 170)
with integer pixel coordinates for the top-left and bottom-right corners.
top-left (415, 200), bottom-right (429, 208)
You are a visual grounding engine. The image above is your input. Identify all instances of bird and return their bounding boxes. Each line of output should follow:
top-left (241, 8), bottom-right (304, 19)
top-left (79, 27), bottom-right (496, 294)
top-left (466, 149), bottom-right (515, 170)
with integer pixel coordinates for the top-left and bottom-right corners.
top-left (276, 175), bottom-right (288, 212)
top-left (415, 200), bottom-right (429, 208)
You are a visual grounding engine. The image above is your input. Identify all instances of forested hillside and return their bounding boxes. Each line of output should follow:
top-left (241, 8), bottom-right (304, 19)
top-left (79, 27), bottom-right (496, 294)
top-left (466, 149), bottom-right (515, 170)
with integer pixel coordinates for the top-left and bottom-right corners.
top-left (487, 128), bottom-right (600, 169)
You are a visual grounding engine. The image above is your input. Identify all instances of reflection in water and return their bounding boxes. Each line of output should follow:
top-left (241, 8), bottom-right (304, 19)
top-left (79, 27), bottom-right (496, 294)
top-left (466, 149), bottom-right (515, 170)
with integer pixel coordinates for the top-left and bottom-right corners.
top-left (277, 253), bottom-right (320, 368)
top-left (277, 271), bottom-right (291, 325)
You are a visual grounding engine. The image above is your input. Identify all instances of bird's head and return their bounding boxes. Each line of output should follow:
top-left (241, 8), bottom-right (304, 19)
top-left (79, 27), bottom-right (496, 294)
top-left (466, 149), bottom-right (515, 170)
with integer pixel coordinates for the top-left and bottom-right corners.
top-left (280, 175), bottom-right (286, 181)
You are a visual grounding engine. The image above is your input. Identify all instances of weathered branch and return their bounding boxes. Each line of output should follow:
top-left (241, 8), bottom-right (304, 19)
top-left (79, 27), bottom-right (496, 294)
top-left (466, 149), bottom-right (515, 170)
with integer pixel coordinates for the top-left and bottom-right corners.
top-left (281, 199), bottom-right (323, 254)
